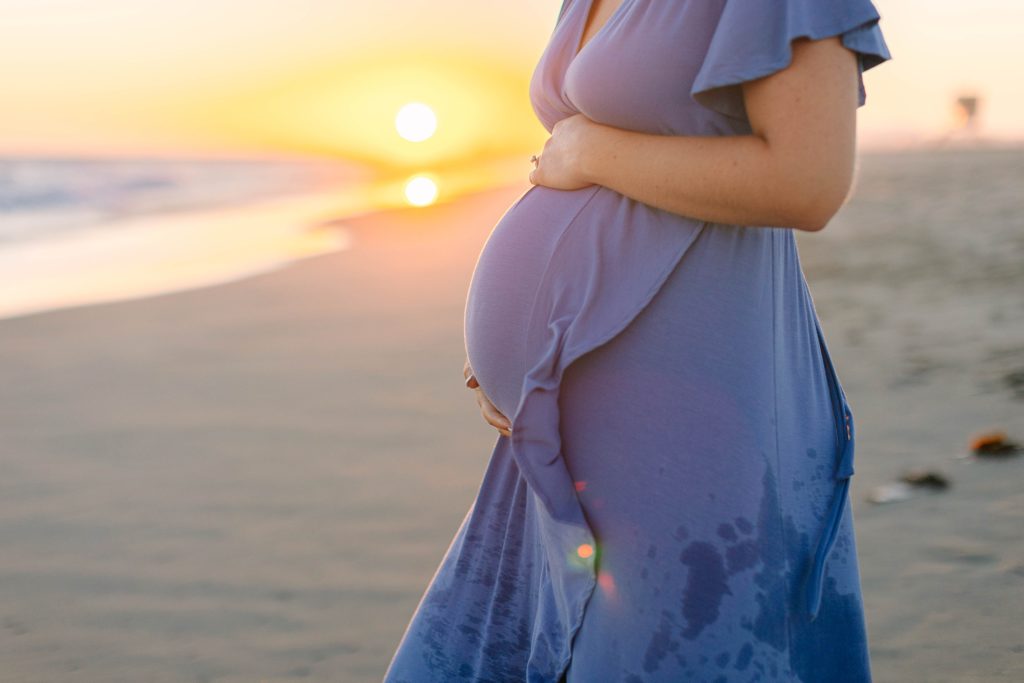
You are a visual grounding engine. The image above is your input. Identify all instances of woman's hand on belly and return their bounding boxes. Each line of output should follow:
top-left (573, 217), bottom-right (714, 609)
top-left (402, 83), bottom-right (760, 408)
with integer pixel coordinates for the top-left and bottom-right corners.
top-left (528, 113), bottom-right (598, 192)
top-left (464, 357), bottom-right (512, 438)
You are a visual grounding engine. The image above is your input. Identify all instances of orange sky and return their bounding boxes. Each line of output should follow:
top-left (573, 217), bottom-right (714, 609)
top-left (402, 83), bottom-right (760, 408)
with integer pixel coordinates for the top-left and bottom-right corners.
top-left (0, 0), bottom-right (1019, 159)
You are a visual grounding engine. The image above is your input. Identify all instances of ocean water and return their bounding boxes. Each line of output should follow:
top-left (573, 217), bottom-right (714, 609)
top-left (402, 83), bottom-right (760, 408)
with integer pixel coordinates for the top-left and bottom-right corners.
top-left (0, 157), bottom-right (372, 320)
top-left (0, 157), bottom-right (362, 245)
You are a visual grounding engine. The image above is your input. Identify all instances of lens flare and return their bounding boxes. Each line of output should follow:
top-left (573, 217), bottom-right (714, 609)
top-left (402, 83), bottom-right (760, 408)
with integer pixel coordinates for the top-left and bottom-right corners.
top-left (404, 174), bottom-right (439, 207)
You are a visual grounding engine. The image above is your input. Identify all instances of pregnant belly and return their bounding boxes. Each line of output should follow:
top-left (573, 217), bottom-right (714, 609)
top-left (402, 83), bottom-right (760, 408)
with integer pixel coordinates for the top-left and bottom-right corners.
top-left (464, 185), bottom-right (599, 418)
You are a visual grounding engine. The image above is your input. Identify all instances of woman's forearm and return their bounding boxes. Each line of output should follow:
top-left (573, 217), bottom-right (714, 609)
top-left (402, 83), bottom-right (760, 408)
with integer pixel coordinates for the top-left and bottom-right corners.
top-left (578, 123), bottom-right (844, 232)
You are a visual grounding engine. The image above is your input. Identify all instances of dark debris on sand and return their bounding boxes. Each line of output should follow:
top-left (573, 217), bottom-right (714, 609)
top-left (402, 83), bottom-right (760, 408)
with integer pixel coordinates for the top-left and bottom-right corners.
top-left (969, 430), bottom-right (1022, 458)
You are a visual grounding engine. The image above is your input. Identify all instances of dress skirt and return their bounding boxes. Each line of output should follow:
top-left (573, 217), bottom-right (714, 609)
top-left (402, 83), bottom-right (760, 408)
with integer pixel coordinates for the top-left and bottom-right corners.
top-left (554, 222), bottom-right (868, 682)
top-left (384, 184), bottom-right (869, 682)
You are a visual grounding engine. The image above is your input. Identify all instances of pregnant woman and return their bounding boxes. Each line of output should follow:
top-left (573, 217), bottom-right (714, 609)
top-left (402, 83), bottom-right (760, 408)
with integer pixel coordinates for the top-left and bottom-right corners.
top-left (386, 1), bottom-right (891, 681)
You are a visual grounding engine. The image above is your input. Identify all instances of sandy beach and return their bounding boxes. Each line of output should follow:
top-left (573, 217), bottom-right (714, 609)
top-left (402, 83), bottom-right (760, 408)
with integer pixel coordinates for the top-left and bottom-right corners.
top-left (1, 147), bottom-right (1022, 682)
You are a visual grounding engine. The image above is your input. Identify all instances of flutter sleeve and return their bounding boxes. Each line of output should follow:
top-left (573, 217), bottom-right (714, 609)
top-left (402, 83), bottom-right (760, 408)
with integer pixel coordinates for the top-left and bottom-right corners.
top-left (690, 0), bottom-right (893, 120)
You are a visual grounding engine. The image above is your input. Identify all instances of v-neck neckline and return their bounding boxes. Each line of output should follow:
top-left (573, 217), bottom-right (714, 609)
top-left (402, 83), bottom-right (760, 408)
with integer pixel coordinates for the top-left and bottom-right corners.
top-left (571, 0), bottom-right (630, 64)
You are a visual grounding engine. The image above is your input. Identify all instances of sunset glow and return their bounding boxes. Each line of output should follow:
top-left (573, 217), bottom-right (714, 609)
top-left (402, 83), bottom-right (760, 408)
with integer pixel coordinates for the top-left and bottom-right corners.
top-left (0, 1), bottom-right (1020, 158)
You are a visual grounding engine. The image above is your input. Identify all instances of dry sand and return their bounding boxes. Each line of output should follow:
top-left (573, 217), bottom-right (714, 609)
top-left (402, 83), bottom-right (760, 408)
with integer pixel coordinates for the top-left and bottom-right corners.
top-left (1, 156), bottom-right (1022, 681)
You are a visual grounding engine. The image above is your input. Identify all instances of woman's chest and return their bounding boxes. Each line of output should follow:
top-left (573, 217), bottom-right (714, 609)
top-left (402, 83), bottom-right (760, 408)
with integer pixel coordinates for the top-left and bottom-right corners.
top-left (530, 0), bottom-right (735, 136)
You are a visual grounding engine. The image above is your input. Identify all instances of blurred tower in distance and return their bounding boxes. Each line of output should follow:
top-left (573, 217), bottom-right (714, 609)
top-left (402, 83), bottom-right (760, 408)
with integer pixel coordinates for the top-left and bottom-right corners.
top-left (932, 91), bottom-right (988, 148)
top-left (954, 95), bottom-right (979, 132)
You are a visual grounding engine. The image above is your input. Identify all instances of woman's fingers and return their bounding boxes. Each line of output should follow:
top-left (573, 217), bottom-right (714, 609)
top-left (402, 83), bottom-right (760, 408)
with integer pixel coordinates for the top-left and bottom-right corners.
top-left (474, 388), bottom-right (512, 437)
top-left (463, 358), bottom-right (479, 388)
top-left (463, 358), bottom-right (510, 436)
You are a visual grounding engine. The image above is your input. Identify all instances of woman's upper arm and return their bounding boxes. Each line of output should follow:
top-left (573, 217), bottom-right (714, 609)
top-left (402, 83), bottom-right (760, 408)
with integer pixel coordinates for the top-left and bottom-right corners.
top-left (741, 36), bottom-right (861, 231)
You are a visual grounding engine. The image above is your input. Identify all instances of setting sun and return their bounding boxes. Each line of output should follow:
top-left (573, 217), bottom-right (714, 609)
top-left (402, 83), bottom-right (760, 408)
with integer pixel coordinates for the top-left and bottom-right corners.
top-left (395, 102), bottom-right (438, 142)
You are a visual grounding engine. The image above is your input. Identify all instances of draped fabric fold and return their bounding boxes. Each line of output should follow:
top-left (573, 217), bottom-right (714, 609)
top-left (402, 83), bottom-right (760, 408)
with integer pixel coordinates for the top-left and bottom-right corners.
top-left (804, 315), bottom-right (857, 621)
top-left (507, 186), bottom-right (707, 680)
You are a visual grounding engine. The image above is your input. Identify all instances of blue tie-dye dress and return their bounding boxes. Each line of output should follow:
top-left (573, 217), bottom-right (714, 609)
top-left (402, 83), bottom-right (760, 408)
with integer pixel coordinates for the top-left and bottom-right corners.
top-left (385, 1), bottom-right (892, 681)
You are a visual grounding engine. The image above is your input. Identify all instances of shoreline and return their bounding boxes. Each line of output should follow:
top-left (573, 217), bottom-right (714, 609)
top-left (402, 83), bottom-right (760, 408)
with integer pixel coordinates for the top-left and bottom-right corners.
top-left (0, 180), bottom-right (524, 324)
top-left (0, 151), bottom-right (535, 323)
top-left (0, 188), bottom-right (357, 322)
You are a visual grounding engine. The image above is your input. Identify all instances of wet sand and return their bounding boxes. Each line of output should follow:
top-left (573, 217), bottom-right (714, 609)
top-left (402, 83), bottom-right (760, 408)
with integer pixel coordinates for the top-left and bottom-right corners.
top-left (1, 148), bottom-right (1022, 681)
